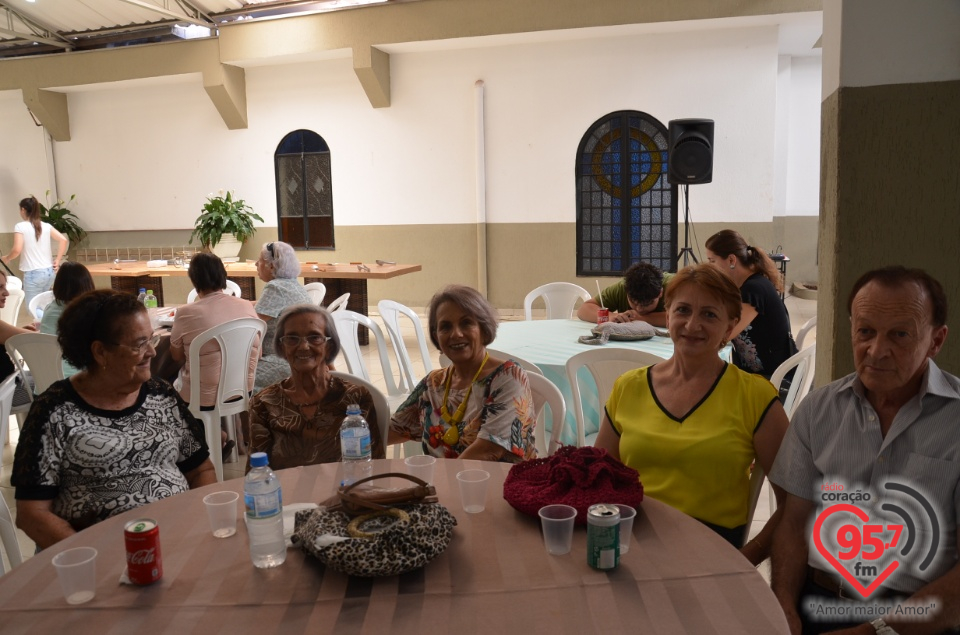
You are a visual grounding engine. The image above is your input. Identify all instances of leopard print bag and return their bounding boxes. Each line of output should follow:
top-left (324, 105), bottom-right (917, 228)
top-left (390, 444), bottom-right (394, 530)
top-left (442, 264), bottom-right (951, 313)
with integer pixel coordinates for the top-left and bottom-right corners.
top-left (292, 503), bottom-right (458, 577)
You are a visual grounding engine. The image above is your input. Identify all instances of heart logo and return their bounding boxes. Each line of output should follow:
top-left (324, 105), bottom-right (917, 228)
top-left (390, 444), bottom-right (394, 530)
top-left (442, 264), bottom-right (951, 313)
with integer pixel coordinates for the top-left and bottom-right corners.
top-left (813, 503), bottom-right (899, 599)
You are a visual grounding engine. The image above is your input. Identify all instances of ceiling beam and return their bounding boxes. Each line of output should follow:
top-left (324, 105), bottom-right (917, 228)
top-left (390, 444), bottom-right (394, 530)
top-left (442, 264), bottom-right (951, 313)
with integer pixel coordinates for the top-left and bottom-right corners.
top-left (353, 45), bottom-right (390, 108)
top-left (116, 0), bottom-right (215, 28)
top-left (0, 26), bottom-right (72, 49)
top-left (21, 87), bottom-right (70, 141)
top-left (0, 2), bottom-right (74, 47)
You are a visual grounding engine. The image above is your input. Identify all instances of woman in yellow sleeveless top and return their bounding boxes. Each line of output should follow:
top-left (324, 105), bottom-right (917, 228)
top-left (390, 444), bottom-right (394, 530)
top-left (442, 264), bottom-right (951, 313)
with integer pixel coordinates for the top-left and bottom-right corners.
top-left (594, 264), bottom-right (788, 565)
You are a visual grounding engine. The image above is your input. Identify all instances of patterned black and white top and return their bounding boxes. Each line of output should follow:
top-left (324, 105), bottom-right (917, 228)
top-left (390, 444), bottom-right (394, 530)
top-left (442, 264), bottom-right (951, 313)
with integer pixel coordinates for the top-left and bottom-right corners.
top-left (12, 378), bottom-right (209, 532)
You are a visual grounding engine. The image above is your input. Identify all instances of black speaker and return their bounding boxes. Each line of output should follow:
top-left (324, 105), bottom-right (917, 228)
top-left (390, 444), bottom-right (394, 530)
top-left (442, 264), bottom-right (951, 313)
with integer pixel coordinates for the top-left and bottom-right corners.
top-left (668, 118), bottom-right (714, 185)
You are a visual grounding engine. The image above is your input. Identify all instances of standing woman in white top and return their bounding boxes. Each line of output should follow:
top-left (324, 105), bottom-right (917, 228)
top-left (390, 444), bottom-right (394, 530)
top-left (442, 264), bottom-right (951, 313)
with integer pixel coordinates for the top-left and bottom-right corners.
top-left (3, 196), bottom-right (69, 312)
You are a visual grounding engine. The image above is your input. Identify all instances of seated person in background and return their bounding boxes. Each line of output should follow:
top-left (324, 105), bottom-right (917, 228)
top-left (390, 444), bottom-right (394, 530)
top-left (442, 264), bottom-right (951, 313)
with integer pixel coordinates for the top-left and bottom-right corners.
top-left (252, 241), bottom-right (313, 394)
top-left (39, 261), bottom-right (95, 378)
top-left (770, 267), bottom-right (960, 635)
top-left (577, 261), bottom-right (673, 326)
top-left (170, 252), bottom-right (261, 457)
top-left (594, 264), bottom-right (788, 564)
top-left (247, 304), bottom-right (384, 471)
top-left (390, 284), bottom-right (537, 462)
top-left (12, 290), bottom-right (216, 549)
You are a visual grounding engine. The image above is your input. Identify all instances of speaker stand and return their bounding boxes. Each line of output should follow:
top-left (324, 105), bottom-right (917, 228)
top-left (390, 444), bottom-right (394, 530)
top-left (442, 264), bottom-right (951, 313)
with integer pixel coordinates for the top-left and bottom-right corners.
top-left (675, 184), bottom-right (698, 268)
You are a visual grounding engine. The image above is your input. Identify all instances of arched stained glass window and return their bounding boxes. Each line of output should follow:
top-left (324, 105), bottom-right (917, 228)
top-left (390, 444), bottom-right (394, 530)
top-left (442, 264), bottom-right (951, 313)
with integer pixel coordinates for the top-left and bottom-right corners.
top-left (576, 111), bottom-right (677, 275)
top-left (275, 129), bottom-right (334, 249)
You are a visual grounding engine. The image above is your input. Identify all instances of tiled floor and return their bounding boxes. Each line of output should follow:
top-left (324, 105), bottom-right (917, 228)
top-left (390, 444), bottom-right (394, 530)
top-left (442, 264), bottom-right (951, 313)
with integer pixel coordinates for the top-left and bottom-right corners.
top-left (0, 294), bottom-right (817, 574)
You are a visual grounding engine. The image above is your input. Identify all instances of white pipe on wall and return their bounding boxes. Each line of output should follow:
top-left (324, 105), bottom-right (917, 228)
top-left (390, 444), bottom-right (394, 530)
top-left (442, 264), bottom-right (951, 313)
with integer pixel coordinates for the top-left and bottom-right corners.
top-left (474, 79), bottom-right (488, 296)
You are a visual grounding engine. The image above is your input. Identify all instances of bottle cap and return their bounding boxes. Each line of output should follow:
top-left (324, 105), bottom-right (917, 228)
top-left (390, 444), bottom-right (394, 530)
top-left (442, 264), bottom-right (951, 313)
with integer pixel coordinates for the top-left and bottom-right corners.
top-left (147, 289), bottom-right (154, 294)
top-left (346, 403), bottom-right (361, 415)
top-left (139, 288), bottom-right (146, 293)
top-left (249, 452), bottom-right (268, 467)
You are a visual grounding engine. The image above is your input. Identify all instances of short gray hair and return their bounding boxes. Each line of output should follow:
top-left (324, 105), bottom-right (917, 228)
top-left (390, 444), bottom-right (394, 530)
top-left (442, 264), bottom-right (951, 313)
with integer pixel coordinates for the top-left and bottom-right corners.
top-left (427, 284), bottom-right (498, 349)
top-left (261, 241), bottom-right (301, 279)
top-left (273, 304), bottom-right (340, 364)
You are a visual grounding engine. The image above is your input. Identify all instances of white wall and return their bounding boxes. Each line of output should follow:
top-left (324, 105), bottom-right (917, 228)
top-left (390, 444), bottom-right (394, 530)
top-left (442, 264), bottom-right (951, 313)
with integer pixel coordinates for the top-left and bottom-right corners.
top-left (0, 91), bottom-right (49, 227)
top-left (784, 56), bottom-right (821, 216)
top-left (0, 23), bottom-right (811, 233)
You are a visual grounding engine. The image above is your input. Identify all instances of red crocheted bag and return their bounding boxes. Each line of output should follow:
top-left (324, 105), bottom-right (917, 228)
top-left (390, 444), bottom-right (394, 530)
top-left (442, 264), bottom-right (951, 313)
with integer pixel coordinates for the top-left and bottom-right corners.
top-left (502, 446), bottom-right (644, 525)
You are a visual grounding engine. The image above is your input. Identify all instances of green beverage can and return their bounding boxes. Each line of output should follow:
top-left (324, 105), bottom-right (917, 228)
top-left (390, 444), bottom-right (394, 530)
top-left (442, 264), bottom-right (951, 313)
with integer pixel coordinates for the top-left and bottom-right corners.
top-left (587, 504), bottom-right (620, 570)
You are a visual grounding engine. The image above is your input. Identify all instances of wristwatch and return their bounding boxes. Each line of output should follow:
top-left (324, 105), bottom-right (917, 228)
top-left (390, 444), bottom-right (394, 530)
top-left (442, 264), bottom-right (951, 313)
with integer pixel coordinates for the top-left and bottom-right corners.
top-left (870, 619), bottom-right (899, 634)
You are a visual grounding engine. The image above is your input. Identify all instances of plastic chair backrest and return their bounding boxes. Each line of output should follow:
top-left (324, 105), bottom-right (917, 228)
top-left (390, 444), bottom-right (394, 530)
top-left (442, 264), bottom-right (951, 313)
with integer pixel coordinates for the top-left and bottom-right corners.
top-left (6, 333), bottom-right (64, 394)
top-left (304, 282), bottom-right (327, 306)
top-left (523, 282), bottom-right (592, 321)
top-left (28, 290), bottom-right (55, 320)
top-left (0, 373), bottom-right (24, 573)
top-left (4, 276), bottom-right (21, 290)
top-left (377, 300), bottom-right (433, 393)
top-left (565, 347), bottom-right (663, 447)
top-left (527, 373), bottom-right (565, 456)
top-left (187, 281), bottom-right (242, 304)
top-left (187, 317), bottom-right (266, 482)
top-left (796, 315), bottom-right (817, 350)
top-left (745, 463), bottom-right (766, 547)
top-left (770, 343), bottom-right (817, 418)
top-left (331, 310), bottom-right (401, 396)
top-left (329, 371), bottom-right (389, 452)
top-left (0, 288), bottom-right (24, 326)
top-left (326, 292), bottom-right (350, 313)
top-left (486, 347), bottom-right (542, 376)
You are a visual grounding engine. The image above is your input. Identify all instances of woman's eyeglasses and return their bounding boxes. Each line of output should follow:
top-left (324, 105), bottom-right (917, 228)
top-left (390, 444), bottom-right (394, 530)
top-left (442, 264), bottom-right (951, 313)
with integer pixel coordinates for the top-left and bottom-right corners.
top-left (279, 334), bottom-right (330, 347)
top-left (113, 333), bottom-right (162, 355)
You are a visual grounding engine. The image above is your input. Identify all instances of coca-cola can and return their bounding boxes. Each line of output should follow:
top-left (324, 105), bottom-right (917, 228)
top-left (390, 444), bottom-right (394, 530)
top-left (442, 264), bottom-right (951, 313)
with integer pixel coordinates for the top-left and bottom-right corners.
top-left (124, 518), bottom-right (163, 585)
top-left (597, 308), bottom-right (610, 324)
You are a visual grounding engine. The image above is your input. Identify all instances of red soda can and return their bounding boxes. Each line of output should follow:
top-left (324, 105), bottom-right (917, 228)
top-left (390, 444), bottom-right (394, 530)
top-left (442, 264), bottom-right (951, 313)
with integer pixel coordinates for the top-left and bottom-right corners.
top-left (124, 518), bottom-right (163, 584)
top-left (597, 308), bottom-right (610, 324)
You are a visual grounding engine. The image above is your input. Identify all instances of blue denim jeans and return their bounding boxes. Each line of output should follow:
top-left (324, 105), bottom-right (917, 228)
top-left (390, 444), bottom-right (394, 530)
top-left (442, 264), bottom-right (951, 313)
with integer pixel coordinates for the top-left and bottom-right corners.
top-left (22, 267), bottom-right (54, 315)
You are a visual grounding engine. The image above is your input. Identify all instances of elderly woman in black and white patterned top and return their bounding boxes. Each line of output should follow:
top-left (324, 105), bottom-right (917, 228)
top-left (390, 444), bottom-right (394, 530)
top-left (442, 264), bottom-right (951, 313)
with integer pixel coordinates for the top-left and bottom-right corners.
top-left (12, 289), bottom-right (216, 549)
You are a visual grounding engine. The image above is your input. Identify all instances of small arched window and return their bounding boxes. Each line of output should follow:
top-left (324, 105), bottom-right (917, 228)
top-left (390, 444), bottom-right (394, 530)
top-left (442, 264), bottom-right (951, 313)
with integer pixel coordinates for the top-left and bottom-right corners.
top-left (575, 111), bottom-right (677, 275)
top-left (274, 130), bottom-right (334, 249)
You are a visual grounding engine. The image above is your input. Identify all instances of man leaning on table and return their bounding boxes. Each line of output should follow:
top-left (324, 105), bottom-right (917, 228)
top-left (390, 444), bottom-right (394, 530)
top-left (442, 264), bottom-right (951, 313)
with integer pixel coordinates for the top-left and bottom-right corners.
top-left (769, 266), bottom-right (960, 635)
top-left (577, 261), bottom-right (673, 327)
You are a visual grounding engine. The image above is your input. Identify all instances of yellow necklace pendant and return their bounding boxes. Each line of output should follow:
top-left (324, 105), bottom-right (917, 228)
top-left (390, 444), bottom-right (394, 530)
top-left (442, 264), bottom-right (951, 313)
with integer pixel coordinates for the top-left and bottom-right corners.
top-left (442, 425), bottom-right (460, 446)
top-left (439, 352), bottom-right (489, 447)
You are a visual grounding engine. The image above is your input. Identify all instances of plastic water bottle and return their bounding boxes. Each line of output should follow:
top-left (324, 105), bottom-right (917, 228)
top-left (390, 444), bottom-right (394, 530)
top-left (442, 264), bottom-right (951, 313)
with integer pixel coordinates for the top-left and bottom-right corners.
top-left (340, 404), bottom-right (372, 486)
top-left (243, 452), bottom-right (286, 568)
top-left (137, 288), bottom-right (147, 305)
top-left (143, 289), bottom-right (158, 309)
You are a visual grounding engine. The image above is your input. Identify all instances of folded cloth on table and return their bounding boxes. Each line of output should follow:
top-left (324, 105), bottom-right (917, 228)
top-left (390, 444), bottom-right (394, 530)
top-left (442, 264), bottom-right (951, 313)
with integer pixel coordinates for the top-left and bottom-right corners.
top-left (591, 320), bottom-right (656, 341)
top-left (503, 446), bottom-right (643, 525)
top-left (146, 259), bottom-right (168, 268)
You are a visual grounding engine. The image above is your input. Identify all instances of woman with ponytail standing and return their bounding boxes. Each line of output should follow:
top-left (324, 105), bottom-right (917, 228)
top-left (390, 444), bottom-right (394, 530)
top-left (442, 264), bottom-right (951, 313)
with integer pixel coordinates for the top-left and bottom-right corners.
top-left (705, 229), bottom-right (795, 380)
top-left (3, 196), bottom-right (69, 311)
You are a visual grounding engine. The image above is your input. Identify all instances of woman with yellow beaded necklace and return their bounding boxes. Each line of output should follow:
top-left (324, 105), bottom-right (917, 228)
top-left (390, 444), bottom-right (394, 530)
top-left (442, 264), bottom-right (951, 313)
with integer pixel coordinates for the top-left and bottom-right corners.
top-left (389, 285), bottom-right (537, 462)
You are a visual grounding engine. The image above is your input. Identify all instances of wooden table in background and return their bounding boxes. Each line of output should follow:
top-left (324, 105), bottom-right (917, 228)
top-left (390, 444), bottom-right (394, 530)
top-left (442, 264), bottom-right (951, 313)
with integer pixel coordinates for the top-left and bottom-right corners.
top-left (0, 459), bottom-right (788, 634)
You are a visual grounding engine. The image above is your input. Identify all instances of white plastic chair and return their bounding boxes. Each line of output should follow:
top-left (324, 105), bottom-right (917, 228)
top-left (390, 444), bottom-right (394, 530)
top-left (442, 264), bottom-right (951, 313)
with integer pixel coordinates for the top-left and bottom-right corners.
top-left (331, 310), bottom-right (402, 402)
top-left (186, 280), bottom-right (242, 304)
top-left (186, 317), bottom-right (266, 482)
top-left (329, 371), bottom-right (389, 454)
top-left (527, 373), bottom-right (565, 457)
top-left (744, 463), bottom-right (766, 547)
top-left (0, 373), bottom-right (25, 573)
top-left (796, 315), bottom-right (817, 350)
top-left (304, 282), bottom-right (327, 306)
top-left (27, 290), bottom-right (55, 321)
top-left (5, 333), bottom-right (64, 395)
top-left (0, 288), bottom-right (24, 326)
top-left (565, 347), bottom-right (662, 447)
top-left (523, 282), bottom-right (591, 321)
top-left (486, 347), bottom-right (542, 376)
top-left (770, 343), bottom-right (817, 419)
top-left (326, 292), bottom-right (350, 313)
top-left (378, 300), bottom-right (433, 393)
top-left (4, 276), bottom-right (21, 291)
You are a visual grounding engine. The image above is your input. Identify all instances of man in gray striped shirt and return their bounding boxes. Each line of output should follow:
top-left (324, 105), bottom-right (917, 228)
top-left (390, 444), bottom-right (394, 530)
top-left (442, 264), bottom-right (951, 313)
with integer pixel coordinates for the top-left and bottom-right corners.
top-left (770, 267), bottom-right (960, 635)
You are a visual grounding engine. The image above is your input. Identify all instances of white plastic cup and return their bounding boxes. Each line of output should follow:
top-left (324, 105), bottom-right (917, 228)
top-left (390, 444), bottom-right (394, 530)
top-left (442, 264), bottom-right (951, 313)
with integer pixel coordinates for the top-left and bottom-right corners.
top-left (538, 504), bottom-right (577, 555)
top-left (52, 547), bottom-right (98, 605)
top-left (404, 455), bottom-right (437, 484)
top-left (203, 491), bottom-right (240, 538)
top-left (456, 469), bottom-right (490, 513)
top-left (615, 504), bottom-right (637, 554)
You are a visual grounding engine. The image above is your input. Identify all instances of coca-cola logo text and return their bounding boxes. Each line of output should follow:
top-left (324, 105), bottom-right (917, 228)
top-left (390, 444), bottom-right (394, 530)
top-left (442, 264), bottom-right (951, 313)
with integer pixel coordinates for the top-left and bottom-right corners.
top-left (127, 548), bottom-right (156, 565)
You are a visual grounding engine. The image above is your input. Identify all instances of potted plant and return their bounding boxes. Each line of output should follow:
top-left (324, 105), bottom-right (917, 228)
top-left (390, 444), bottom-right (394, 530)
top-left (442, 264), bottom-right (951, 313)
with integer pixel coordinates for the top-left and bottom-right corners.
top-left (39, 191), bottom-right (87, 247)
top-left (190, 190), bottom-right (263, 259)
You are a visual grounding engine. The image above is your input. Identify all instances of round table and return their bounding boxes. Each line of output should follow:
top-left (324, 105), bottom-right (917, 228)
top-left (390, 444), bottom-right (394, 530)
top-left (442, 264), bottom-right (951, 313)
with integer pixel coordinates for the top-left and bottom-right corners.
top-left (0, 459), bottom-right (788, 633)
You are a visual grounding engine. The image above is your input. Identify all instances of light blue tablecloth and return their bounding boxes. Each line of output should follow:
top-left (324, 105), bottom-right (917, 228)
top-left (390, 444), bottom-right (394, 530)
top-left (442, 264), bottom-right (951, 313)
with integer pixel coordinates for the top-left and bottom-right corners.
top-left (491, 319), bottom-right (731, 446)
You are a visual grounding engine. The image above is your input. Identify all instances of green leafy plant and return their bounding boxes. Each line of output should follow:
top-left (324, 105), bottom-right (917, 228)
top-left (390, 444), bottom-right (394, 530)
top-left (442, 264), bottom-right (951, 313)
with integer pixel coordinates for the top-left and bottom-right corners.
top-left (38, 191), bottom-right (87, 246)
top-left (190, 190), bottom-right (264, 249)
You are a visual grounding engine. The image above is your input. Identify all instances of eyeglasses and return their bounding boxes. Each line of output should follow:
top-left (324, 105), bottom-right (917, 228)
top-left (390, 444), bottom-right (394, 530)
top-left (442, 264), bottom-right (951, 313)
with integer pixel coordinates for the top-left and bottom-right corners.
top-left (279, 334), bottom-right (330, 347)
top-left (112, 333), bottom-right (162, 355)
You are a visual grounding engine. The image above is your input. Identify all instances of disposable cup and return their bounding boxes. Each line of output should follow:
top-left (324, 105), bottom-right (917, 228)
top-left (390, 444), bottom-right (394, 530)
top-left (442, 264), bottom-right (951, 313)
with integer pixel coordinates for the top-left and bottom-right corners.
top-left (404, 455), bottom-right (437, 484)
top-left (52, 547), bottom-right (97, 605)
top-left (616, 504), bottom-right (637, 554)
top-left (538, 504), bottom-right (577, 555)
top-left (203, 491), bottom-right (240, 538)
top-left (456, 469), bottom-right (490, 513)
